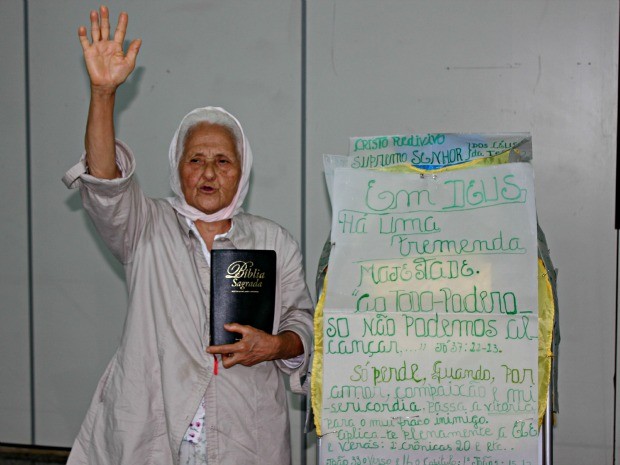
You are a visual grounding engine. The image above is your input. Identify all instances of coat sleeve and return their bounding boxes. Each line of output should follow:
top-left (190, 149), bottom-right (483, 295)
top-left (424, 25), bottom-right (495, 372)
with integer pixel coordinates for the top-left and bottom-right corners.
top-left (62, 140), bottom-right (152, 264)
top-left (273, 229), bottom-right (315, 394)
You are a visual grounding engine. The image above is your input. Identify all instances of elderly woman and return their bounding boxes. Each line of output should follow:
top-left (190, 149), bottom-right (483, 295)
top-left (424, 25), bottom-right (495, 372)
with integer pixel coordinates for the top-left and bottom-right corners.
top-left (63, 6), bottom-right (314, 465)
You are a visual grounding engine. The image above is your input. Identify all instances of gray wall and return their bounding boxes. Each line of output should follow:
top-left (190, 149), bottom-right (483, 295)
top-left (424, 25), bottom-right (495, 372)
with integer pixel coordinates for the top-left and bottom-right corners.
top-left (0, 1), bottom-right (617, 464)
top-left (0, 0), bottom-right (29, 445)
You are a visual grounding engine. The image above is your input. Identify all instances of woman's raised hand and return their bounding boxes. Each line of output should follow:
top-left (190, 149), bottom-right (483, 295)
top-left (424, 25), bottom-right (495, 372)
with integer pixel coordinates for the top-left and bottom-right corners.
top-left (78, 6), bottom-right (141, 93)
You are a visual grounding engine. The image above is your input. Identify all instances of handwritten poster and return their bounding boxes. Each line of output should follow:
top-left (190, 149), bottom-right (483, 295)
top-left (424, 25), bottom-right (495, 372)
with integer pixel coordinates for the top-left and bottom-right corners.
top-left (320, 163), bottom-right (538, 465)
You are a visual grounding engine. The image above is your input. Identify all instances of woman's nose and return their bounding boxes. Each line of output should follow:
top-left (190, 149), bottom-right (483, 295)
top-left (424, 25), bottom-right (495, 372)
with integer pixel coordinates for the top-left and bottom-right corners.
top-left (201, 162), bottom-right (216, 180)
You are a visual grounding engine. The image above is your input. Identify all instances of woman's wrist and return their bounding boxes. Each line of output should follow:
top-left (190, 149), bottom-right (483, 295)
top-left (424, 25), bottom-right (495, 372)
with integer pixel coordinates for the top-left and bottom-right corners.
top-left (275, 331), bottom-right (303, 360)
top-left (90, 85), bottom-right (118, 99)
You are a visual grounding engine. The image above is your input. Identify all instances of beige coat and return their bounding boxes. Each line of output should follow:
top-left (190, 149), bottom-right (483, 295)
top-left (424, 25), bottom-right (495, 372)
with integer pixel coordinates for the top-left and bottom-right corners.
top-left (62, 142), bottom-right (314, 465)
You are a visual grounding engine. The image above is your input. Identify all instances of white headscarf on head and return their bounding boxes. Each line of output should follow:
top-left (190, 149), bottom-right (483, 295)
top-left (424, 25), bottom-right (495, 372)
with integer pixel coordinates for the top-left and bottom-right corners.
top-left (166, 106), bottom-right (253, 222)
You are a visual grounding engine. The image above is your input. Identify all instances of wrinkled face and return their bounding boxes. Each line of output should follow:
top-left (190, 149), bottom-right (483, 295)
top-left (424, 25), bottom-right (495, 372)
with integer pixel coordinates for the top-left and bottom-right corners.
top-left (179, 123), bottom-right (241, 215)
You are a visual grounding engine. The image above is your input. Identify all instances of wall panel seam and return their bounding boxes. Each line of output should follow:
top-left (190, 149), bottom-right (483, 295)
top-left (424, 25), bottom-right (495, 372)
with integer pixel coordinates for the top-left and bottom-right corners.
top-left (300, 1), bottom-right (308, 464)
top-left (23, 0), bottom-right (35, 446)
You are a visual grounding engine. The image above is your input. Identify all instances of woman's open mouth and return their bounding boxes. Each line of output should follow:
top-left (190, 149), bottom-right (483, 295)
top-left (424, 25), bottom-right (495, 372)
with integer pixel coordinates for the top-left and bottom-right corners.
top-left (200, 185), bottom-right (216, 194)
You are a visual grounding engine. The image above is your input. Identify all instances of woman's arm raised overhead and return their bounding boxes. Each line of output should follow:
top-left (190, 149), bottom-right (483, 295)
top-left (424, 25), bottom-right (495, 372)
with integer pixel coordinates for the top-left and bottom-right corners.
top-left (78, 5), bottom-right (141, 179)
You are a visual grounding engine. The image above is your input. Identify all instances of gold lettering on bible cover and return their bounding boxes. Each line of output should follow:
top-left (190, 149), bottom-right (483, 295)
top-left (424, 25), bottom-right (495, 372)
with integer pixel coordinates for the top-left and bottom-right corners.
top-left (225, 260), bottom-right (266, 292)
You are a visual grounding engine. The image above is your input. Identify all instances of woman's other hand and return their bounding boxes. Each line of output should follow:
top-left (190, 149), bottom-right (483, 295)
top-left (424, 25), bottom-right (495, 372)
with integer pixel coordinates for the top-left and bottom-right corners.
top-left (78, 5), bottom-right (141, 94)
top-left (207, 325), bottom-right (303, 369)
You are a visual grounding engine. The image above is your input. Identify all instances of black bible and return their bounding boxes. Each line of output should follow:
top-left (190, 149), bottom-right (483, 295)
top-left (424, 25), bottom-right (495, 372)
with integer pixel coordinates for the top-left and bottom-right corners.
top-left (210, 249), bottom-right (276, 346)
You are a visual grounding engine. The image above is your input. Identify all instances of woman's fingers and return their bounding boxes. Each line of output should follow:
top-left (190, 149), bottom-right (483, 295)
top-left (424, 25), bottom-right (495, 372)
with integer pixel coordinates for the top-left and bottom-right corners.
top-left (126, 39), bottom-right (142, 65)
top-left (89, 9), bottom-right (100, 42)
top-left (99, 5), bottom-right (110, 41)
top-left (78, 7), bottom-right (140, 62)
top-left (84, 7), bottom-right (127, 46)
top-left (113, 11), bottom-right (129, 45)
top-left (77, 25), bottom-right (90, 51)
